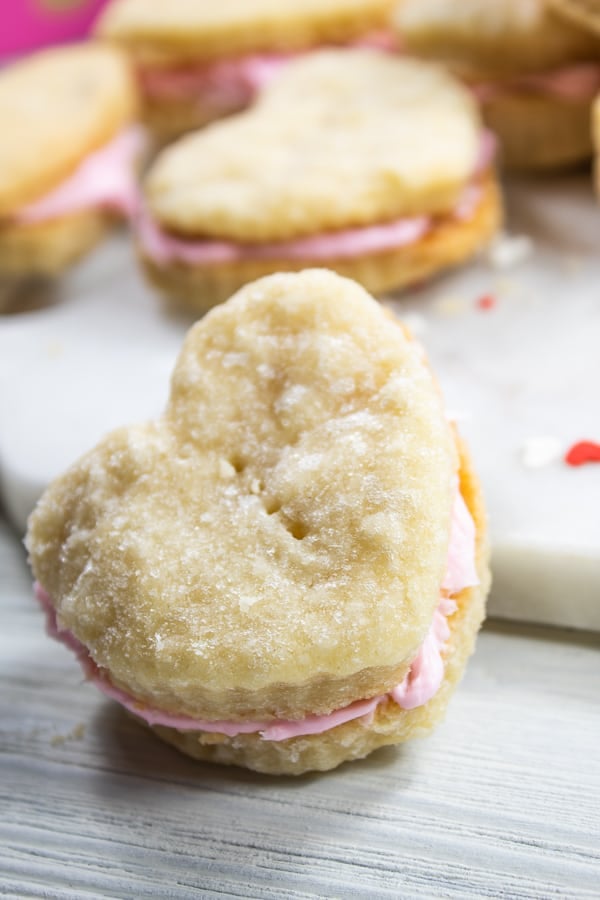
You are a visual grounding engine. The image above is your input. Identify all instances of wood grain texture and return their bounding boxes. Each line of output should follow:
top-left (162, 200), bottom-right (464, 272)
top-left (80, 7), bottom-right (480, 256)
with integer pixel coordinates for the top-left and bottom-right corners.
top-left (1, 517), bottom-right (599, 898)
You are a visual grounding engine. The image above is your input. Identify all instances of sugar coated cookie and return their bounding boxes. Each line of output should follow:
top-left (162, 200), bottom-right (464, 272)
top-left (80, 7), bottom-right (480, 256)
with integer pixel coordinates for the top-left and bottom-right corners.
top-left (97, 0), bottom-right (397, 140)
top-left (137, 50), bottom-right (501, 312)
top-left (395, 0), bottom-right (600, 171)
top-left (27, 269), bottom-right (489, 775)
top-left (0, 44), bottom-right (142, 283)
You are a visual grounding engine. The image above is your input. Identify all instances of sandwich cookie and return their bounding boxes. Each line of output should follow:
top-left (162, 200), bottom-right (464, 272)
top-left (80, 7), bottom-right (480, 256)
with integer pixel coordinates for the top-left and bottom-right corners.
top-left (394, 0), bottom-right (600, 171)
top-left (137, 50), bottom-right (501, 314)
top-left (27, 269), bottom-right (490, 775)
top-left (0, 44), bottom-right (143, 288)
top-left (95, 0), bottom-right (397, 141)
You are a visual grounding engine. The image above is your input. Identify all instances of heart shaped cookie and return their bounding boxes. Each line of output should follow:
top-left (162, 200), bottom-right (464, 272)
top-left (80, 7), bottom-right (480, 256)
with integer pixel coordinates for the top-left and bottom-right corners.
top-left (96, 0), bottom-right (397, 140)
top-left (137, 49), bottom-right (501, 312)
top-left (27, 269), bottom-right (489, 774)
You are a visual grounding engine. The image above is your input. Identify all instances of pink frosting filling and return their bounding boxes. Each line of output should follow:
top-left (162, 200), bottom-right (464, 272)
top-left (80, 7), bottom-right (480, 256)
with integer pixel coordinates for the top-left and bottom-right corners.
top-left (13, 126), bottom-right (146, 225)
top-left (138, 130), bottom-right (494, 267)
top-left (34, 483), bottom-right (478, 742)
top-left (473, 62), bottom-right (600, 103)
top-left (139, 31), bottom-right (398, 104)
top-left (137, 209), bottom-right (432, 266)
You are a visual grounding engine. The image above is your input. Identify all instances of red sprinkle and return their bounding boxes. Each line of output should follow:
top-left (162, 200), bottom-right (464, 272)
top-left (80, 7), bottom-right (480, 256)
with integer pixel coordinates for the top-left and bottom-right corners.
top-left (565, 441), bottom-right (600, 467)
top-left (476, 294), bottom-right (497, 311)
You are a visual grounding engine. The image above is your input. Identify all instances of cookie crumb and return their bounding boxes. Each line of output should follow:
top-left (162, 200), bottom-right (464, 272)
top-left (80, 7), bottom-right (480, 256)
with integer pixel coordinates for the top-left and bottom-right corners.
top-left (493, 277), bottom-right (517, 295)
top-left (487, 233), bottom-right (533, 269)
top-left (50, 722), bottom-right (86, 746)
top-left (434, 295), bottom-right (468, 317)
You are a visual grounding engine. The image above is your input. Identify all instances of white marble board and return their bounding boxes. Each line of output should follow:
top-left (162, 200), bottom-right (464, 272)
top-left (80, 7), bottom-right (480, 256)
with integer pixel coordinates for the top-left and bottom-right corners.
top-left (0, 175), bottom-right (598, 630)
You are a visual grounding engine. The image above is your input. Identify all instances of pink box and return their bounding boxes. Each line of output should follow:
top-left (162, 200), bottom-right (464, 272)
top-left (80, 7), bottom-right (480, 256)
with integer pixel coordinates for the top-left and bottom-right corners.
top-left (1, 0), bottom-right (110, 58)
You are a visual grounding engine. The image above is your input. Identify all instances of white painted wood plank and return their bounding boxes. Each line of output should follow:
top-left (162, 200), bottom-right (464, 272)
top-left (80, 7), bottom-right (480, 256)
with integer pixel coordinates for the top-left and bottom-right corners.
top-left (1, 520), bottom-right (599, 898)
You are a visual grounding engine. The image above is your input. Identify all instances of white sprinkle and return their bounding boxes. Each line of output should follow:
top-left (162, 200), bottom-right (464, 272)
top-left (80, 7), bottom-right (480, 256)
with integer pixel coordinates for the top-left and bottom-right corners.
top-left (520, 436), bottom-right (563, 469)
top-left (487, 233), bottom-right (533, 270)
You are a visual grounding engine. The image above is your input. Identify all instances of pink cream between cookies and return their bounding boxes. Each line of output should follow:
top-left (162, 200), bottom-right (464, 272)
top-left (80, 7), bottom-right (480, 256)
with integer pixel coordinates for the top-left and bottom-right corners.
top-left (137, 131), bottom-right (495, 267)
top-left (35, 486), bottom-right (478, 743)
top-left (138, 30), bottom-right (398, 108)
top-left (13, 126), bottom-right (146, 225)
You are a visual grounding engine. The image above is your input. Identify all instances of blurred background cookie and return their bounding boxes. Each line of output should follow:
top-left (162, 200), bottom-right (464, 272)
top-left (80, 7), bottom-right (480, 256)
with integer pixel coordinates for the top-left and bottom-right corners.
top-left (395, 0), bottom-right (600, 171)
top-left (0, 44), bottom-right (143, 294)
top-left (137, 50), bottom-right (501, 313)
top-left (96, 0), bottom-right (397, 142)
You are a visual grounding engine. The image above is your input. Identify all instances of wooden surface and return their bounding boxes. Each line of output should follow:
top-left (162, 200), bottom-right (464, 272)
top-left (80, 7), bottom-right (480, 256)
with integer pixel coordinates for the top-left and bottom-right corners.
top-left (1, 517), bottom-right (599, 898)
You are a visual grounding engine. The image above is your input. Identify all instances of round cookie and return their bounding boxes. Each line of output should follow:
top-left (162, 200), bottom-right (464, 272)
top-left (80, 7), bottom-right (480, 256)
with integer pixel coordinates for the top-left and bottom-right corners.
top-left (27, 270), bottom-right (489, 773)
top-left (0, 44), bottom-right (137, 218)
top-left (395, 0), bottom-right (600, 171)
top-left (97, 0), bottom-right (396, 65)
top-left (394, 0), bottom-right (600, 76)
top-left (481, 91), bottom-right (593, 170)
top-left (0, 210), bottom-right (113, 280)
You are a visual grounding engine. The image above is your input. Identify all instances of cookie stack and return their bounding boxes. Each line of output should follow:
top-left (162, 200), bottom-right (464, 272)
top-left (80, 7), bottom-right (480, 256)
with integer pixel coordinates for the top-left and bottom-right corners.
top-left (138, 50), bottom-right (501, 312)
top-left (395, 0), bottom-right (600, 170)
top-left (0, 44), bottom-right (141, 286)
top-left (27, 269), bottom-right (490, 775)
